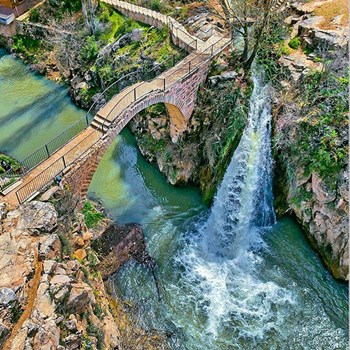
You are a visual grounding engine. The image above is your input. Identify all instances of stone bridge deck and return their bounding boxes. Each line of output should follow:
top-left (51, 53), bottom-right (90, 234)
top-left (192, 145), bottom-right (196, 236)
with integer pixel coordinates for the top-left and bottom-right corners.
top-left (2, 0), bottom-right (231, 207)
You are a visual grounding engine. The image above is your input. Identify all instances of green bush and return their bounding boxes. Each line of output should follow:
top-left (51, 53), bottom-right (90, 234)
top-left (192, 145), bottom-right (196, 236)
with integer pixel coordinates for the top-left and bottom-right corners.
top-left (82, 201), bottom-right (104, 228)
top-left (150, 0), bottom-right (162, 11)
top-left (288, 36), bottom-right (301, 50)
top-left (0, 154), bottom-right (21, 174)
top-left (80, 36), bottom-right (99, 63)
top-left (29, 8), bottom-right (40, 22)
top-left (291, 70), bottom-right (348, 181)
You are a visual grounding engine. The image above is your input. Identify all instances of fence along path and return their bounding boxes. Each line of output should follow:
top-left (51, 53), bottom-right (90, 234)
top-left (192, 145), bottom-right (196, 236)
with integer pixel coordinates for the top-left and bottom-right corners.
top-left (2, 0), bottom-right (231, 206)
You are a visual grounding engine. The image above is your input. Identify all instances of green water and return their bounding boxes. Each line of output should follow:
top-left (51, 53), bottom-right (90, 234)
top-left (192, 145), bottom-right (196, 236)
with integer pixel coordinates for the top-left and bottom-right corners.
top-left (0, 48), bottom-right (85, 160)
top-left (0, 48), bottom-right (348, 349)
top-left (89, 129), bottom-right (349, 350)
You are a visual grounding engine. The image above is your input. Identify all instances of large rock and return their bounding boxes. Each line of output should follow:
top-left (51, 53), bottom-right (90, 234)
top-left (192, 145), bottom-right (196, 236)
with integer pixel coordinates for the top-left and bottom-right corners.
top-left (312, 173), bottom-right (336, 204)
top-left (298, 16), bottom-right (348, 49)
top-left (39, 234), bottom-right (61, 260)
top-left (66, 283), bottom-right (96, 313)
top-left (0, 232), bottom-right (36, 289)
top-left (9, 201), bottom-right (58, 234)
top-left (32, 319), bottom-right (60, 350)
top-left (0, 287), bottom-right (17, 307)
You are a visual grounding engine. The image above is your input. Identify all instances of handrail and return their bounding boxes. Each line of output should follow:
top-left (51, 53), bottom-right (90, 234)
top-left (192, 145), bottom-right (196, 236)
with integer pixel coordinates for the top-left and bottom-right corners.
top-left (9, 0), bottom-right (207, 180)
top-left (15, 130), bottom-right (101, 204)
top-left (13, 31), bottom-right (231, 203)
top-left (2, 34), bottom-right (191, 181)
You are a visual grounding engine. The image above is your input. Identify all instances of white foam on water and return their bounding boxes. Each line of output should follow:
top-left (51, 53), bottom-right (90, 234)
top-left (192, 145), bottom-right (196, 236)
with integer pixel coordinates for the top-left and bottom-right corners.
top-left (173, 71), bottom-right (296, 345)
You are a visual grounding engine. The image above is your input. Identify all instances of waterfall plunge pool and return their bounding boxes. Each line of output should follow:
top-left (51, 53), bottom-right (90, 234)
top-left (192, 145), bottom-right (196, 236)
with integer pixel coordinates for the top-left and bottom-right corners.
top-left (0, 48), bottom-right (348, 350)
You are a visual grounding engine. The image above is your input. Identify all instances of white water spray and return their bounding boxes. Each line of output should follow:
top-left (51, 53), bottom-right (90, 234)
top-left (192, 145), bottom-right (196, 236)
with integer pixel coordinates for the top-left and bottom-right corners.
top-left (175, 71), bottom-right (294, 345)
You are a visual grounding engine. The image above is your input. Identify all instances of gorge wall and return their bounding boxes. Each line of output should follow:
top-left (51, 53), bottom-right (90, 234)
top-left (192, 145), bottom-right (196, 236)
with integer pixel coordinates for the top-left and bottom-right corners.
top-left (127, 1), bottom-right (349, 280)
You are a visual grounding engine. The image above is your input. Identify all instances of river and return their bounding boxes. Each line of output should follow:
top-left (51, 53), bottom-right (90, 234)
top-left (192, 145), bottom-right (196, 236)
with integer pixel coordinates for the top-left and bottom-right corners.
top-left (0, 49), bottom-right (348, 349)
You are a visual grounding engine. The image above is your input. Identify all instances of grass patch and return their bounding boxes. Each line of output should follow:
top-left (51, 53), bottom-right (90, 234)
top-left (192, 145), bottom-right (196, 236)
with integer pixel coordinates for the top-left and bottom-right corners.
top-left (82, 201), bottom-right (104, 228)
top-left (0, 153), bottom-right (21, 174)
top-left (288, 36), bottom-right (300, 50)
top-left (98, 3), bottom-right (147, 43)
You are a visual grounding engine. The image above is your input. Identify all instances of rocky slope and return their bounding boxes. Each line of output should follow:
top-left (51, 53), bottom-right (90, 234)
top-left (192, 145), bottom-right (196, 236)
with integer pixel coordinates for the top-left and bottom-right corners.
top-left (0, 192), bottom-right (169, 350)
top-left (270, 0), bottom-right (349, 280)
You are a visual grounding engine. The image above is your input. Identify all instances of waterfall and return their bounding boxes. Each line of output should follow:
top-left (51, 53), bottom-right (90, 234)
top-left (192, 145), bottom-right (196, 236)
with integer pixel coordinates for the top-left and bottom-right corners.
top-left (175, 71), bottom-right (293, 345)
top-left (203, 71), bottom-right (276, 259)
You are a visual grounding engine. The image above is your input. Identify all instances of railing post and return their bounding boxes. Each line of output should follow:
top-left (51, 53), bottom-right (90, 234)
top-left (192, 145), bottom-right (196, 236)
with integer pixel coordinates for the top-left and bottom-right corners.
top-left (85, 114), bottom-right (89, 125)
top-left (62, 156), bottom-right (66, 168)
top-left (45, 144), bottom-right (50, 158)
top-left (16, 191), bottom-right (21, 205)
top-left (163, 78), bottom-right (166, 90)
top-left (189, 61), bottom-right (191, 73)
top-left (211, 44), bottom-right (214, 56)
top-left (134, 87), bottom-right (137, 101)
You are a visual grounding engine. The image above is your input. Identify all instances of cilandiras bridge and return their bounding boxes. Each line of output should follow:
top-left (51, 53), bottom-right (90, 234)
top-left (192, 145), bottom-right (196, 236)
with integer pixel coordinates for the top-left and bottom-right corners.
top-left (1, 0), bottom-right (231, 207)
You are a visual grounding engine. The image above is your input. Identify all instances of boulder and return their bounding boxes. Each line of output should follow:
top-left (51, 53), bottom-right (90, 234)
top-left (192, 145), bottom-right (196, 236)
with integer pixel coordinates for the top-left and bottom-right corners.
top-left (64, 334), bottom-right (81, 349)
top-left (35, 282), bottom-right (55, 319)
top-left (66, 283), bottom-right (96, 313)
top-left (33, 319), bottom-right (60, 350)
top-left (0, 287), bottom-right (17, 307)
top-left (130, 28), bottom-right (144, 42)
top-left (209, 71), bottom-right (238, 86)
top-left (43, 260), bottom-right (57, 275)
top-left (50, 275), bottom-right (71, 285)
top-left (39, 234), bottom-right (61, 260)
top-left (73, 249), bottom-right (86, 261)
top-left (10, 201), bottom-right (58, 234)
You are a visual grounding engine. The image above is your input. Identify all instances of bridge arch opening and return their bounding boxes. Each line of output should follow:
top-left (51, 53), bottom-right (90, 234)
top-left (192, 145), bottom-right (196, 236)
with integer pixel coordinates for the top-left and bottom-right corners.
top-left (69, 100), bottom-right (188, 202)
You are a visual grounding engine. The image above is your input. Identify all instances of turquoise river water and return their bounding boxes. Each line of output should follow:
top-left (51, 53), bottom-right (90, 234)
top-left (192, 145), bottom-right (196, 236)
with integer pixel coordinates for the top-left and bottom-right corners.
top-left (0, 49), bottom-right (348, 350)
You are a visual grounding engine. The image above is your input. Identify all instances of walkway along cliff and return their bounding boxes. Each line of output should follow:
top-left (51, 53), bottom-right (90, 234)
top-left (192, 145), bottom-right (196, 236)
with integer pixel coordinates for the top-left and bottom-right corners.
top-left (0, 0), bottom-right (231, 207)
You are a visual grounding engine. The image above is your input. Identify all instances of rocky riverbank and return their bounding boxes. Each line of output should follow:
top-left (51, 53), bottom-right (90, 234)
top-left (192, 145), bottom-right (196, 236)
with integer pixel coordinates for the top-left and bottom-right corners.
top-left (0, 190), bottom-right (169, 350)
top-left (270, 0), bottom-right (348, 280)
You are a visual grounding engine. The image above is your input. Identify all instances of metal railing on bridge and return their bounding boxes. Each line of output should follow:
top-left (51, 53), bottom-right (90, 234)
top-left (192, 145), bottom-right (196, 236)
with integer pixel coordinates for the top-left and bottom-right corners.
top-left (14, 35), bottom-right (231, 204)
top-left (0, 38), bottom-right (195, 191)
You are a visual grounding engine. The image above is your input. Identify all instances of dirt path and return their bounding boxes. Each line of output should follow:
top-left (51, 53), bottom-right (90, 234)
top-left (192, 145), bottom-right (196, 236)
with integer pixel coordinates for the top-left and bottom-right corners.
top-left (2, 256), bottom-right (43, 350)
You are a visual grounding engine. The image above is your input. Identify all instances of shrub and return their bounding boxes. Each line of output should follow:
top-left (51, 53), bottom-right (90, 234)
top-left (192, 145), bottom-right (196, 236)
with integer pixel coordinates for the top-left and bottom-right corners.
top-left (80, 36), bottom-right (99, 63)
top-left (82, 201), bottom-right (104, 228)
top-left (288, 36), bottom-right (301, 50)
top-left (150, 0), bottom-right (162, 11)
top-left (29, 8), bottom-right (40, 22)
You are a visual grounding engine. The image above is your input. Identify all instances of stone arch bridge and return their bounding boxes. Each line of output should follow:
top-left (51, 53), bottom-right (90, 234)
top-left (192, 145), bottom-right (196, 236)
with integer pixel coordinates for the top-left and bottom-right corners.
top-left (2, 0), bottom-right (231, 207)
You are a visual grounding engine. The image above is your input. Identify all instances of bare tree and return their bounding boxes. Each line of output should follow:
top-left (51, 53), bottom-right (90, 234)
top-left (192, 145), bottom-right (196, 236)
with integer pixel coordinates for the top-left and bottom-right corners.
top-left (211, 0), bottom-right (286, 72)
top-left (43, 17), bottom-right (85, 78)
top-left (81, 0), bottom-right (99, 35)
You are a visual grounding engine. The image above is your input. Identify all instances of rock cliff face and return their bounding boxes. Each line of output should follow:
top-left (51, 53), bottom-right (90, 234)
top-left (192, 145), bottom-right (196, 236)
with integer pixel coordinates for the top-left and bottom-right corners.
top-left (271, 0), bottom-right (348, 280)
top-left (0, 195), bottom-right (169, 350)
top-left (129, 68), bottom-right (250, 204)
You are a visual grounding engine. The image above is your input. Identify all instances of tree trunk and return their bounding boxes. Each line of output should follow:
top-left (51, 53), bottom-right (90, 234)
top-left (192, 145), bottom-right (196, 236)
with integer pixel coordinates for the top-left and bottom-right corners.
top-left (81, 0), bottom-right (97, 35)
top-left (241, 24), bottom-right (249, 63)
